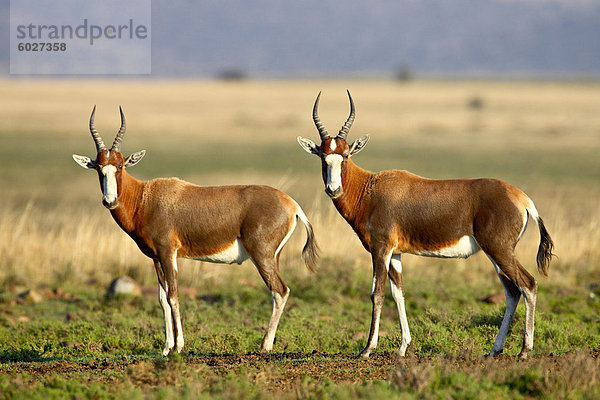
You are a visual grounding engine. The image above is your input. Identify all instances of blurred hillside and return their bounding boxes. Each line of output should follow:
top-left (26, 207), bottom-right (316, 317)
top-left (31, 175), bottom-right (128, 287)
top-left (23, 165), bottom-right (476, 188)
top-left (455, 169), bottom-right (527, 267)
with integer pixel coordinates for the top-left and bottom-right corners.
top-left (1, 0), bottom-right (599, 77)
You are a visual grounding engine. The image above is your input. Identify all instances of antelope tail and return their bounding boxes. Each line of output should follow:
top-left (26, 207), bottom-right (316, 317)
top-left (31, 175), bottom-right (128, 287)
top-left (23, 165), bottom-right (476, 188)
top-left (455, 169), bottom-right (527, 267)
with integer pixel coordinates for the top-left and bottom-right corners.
top-left (296, 207), bottom-right (319, 273)
top-left (526, 202), bottom-right (554, 277)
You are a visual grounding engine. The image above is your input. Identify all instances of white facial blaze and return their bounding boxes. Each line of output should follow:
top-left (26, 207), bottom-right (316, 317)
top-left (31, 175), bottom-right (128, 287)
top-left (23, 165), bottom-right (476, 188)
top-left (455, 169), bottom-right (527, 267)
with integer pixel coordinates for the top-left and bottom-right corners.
top-left (325, 154), bottom-right (343, 193)
top-left (101, 165), bottom-right (118, 205)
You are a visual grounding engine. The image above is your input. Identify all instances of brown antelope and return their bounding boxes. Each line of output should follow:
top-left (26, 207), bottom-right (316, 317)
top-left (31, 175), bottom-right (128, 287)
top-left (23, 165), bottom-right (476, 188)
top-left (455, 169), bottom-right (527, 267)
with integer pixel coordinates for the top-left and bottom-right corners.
top-left (297, 91), bottom-right (554, 359)
top-left (73, 106), bottom-right (318, 356)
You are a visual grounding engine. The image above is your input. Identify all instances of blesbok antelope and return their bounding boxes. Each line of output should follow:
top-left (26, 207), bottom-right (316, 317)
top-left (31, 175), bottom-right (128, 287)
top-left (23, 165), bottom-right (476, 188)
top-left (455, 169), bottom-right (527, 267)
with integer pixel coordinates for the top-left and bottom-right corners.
top-left (73, 106), bottom-right (318, 356)
top-left (297, 91), bottom-right (554, 359)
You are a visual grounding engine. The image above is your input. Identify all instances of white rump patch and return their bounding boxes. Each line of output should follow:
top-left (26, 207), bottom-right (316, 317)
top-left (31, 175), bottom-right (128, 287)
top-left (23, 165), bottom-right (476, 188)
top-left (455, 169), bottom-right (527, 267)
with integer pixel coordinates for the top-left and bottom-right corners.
top-left (518, 210), bottom-right (529, 241)
top-left (413, 235), bottom-right (481, 259)
top-left (275, 215), bottom-right (297, 259)
top-left (101, 165), bottom-right (118, 204)
top-left (526, 198), bottom-right (539, 221)
top-left (186, 239), bottom-right (249, 265)
top-left (325, 154), bottom-right (343, 193)
top-left (518, 197), bottom-right (538, 241)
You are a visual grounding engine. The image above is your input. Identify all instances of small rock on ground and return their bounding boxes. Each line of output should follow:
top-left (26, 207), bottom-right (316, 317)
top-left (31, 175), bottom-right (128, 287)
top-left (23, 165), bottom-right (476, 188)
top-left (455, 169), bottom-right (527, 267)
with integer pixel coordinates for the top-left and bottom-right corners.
top-left (106, 276), bottom-right (142, 298)
top-left (481, 293), bottom-right (504, 304)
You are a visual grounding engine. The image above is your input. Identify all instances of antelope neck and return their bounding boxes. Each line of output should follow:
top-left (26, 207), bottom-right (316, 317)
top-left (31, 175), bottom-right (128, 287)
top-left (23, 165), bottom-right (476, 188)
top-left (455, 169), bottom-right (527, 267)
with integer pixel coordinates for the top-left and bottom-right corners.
top-left (331, 158), bottom-right (374, 222)
top-left (109, 170), bottom-right (145, 234)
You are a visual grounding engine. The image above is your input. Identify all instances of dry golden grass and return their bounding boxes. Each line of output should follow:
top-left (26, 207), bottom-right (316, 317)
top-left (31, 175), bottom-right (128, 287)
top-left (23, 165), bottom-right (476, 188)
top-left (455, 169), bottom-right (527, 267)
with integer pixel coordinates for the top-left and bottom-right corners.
top-left (0, 79), bottom-right (599, 290)
top-left (2, 79), bottom-right (599, 145)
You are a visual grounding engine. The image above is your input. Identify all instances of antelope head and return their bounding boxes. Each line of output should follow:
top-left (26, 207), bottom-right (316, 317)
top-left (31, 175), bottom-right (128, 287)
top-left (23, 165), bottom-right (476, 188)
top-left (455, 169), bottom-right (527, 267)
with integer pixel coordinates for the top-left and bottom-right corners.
top-left (72, 106), bottom-right (146, 209)
top-left (297, 90), bottom-right (369, 198)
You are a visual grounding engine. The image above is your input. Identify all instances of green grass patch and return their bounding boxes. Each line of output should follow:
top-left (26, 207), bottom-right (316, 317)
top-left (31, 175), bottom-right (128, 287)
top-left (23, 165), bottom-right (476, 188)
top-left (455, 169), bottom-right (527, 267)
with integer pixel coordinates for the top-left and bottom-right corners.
top-left (0, 265), bottom-right (598, 398)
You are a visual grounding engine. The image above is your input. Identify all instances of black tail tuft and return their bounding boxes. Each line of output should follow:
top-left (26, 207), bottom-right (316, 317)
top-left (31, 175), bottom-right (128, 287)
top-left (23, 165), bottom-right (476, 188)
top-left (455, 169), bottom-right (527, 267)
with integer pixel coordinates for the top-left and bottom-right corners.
top-left (536, 217), bottom-right (554, 277)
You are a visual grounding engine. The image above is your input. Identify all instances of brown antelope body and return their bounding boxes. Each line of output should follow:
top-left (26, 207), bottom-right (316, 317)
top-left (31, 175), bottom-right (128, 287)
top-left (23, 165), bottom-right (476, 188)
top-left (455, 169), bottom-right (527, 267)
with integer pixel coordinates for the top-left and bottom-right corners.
top-left (298, 91), bottom-right (553, 359)
top-left (74, 106), bottom-right (318, 356)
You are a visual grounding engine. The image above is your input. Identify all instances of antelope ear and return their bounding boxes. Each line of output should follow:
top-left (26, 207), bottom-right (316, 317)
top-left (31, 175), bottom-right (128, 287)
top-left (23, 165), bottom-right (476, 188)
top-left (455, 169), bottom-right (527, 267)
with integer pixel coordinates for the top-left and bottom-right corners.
top-left (297, 136), bottom-right (320, 156)
top-left (124, 150), bottom-right (146, 167)
top-left (349, 134), bottom-right (369, 157)
top-left (72, 154), bottom-right (96, 169)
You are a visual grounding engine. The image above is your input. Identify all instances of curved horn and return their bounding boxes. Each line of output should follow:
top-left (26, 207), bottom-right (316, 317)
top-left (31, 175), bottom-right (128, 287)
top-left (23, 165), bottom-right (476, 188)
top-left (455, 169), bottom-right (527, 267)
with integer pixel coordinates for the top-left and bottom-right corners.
top-left (89, 105), bottom-right (106, 153)
top-left (312, 91), bottom-right (330, 141)
top-left (337, 89), bottom-right (355, 140)
top-left (111, 106), bottom-right (126, 151)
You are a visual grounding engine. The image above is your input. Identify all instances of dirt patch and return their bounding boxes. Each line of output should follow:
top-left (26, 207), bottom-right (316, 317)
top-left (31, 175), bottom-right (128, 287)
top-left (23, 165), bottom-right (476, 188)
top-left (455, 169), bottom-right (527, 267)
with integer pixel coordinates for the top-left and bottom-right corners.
top-left (189, 352), bottom-right (398, 392)
top-left (1, 352), bottom-right (598, 394)
top-left (1, 359), bottom-right (125, 376)
top-left (0, 352), bottom-right (398, 391)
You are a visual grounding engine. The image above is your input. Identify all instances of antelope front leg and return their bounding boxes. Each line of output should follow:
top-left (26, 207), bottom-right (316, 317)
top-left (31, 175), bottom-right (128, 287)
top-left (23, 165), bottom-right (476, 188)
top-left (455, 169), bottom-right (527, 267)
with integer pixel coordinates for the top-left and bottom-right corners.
top-left (358, 247), bottom-right (391, 359)
top-left (158, 283), bottom-right (175, 356)
top-left (388, 254), bottom-right (411, 357)
top-left (154, 260), bottom-right (175, 356)
top-left (161, 252), bottom-right (184, 354)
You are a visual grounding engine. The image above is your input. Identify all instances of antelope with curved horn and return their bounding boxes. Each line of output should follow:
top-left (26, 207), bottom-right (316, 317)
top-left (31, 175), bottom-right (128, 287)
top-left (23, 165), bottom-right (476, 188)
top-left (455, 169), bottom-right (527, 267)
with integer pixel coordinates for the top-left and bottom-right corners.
top-left (74, 106), bottom-right (319, 356)
top-left (297, 91), bottom-right (554, 359)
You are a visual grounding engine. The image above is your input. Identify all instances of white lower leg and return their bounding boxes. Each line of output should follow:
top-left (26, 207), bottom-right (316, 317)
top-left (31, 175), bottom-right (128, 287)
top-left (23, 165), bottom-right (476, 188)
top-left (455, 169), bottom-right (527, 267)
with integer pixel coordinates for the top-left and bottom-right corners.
top-left (360, 310), bottom-right (381, 357)
top-left (261, 288), bottom-right (290, 352)
top-left (158, 284), bottom-right (175, 356)
top-left (172, 302), bottom-right (185, 353)
top-left (169, 253), bottom-right (184, 353)
top-left (359, 275), bottom-right (383, 358)
top-left (520, 286), bottom-right (537, 357)
top-left (389, 256), bottom-right (411, 356)
top-left (490, 284), bottom-right (521, 355)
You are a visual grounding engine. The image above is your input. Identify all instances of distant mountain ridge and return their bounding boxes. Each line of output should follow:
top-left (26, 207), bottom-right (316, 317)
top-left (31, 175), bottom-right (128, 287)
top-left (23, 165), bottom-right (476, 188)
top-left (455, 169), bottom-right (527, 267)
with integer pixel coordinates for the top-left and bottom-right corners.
top-left (2, 0), bottom-right (599, 77)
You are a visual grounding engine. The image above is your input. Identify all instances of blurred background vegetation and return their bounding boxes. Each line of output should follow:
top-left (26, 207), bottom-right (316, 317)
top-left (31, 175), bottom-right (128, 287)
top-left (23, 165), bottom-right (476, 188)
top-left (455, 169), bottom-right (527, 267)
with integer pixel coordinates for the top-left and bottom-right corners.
top-left (2, 1), bottom-right (600, 397)
top-left (0, 79), bottom-right (599, 291)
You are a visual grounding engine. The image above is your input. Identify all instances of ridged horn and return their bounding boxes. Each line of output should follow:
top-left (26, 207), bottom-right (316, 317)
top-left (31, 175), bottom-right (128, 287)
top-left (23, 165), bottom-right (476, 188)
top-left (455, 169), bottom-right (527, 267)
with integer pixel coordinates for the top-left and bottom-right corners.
top-left (312, 91), bottom-right (330, 141)
top-left (336, 90), bottom-right (355, 140)
top-left (111, 106), bottom-right (126, 151)
top-left (89, 105), bottom-right (106, 153)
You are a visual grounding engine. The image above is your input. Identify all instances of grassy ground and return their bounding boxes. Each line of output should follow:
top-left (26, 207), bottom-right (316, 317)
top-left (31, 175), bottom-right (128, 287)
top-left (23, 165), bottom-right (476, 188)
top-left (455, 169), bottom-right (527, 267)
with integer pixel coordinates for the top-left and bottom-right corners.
top-left (0, 79), bottom-right (599, 398)
top-left (0, 277), bottom-right (598, 399)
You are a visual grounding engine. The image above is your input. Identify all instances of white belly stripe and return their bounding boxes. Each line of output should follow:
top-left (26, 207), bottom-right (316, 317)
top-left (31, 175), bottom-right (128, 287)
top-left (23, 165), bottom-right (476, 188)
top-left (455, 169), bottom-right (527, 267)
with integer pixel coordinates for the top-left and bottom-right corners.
top-left (185, 239), bottom-right (249, 265)
top-left (412, 235), bottom-right (481, 259)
